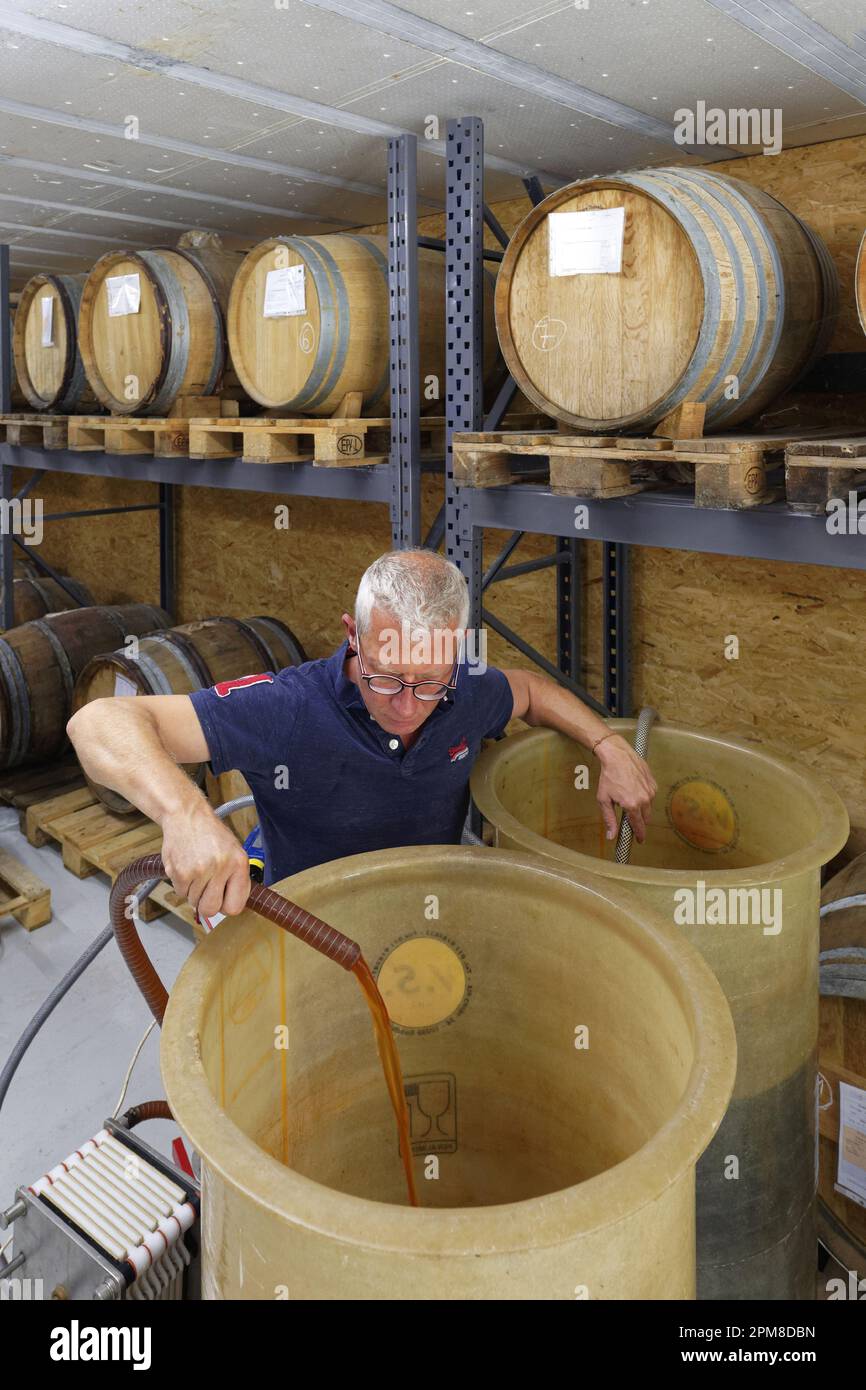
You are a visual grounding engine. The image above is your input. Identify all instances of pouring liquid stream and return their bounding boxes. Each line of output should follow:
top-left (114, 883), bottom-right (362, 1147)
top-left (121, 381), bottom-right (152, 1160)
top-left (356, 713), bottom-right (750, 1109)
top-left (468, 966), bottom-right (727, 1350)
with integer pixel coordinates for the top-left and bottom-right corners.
top-left (352, 956), bottom-right (419, 1207)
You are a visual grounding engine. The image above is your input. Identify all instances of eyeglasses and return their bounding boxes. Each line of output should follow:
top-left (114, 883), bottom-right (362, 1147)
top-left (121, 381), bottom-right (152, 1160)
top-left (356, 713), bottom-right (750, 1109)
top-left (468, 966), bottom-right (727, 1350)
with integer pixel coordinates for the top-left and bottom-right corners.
top-left (351, 642), bottom-right (460, 702)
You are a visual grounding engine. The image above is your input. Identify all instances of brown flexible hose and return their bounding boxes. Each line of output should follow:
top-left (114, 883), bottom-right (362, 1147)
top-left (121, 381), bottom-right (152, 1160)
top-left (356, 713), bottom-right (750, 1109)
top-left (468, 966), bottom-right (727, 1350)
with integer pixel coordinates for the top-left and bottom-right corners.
top-left (109, 853), bottom-right (362, 1025)
top-left (119, 1099), bottom-right (174, 1126)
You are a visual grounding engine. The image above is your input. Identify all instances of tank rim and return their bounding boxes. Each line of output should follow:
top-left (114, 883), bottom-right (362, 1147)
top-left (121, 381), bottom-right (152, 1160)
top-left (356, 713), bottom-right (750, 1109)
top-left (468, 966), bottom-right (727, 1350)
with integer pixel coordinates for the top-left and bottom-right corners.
top-left (471, 722), bottom-right (850, 888)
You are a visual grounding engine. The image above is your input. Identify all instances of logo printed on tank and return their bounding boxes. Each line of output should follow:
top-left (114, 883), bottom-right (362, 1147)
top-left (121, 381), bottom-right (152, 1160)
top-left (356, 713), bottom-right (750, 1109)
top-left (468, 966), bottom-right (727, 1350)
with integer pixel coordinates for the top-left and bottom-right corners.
top-left (213, 672), bottom-right (274, 698)
top-left (448, 736), bottom-right (469, 763)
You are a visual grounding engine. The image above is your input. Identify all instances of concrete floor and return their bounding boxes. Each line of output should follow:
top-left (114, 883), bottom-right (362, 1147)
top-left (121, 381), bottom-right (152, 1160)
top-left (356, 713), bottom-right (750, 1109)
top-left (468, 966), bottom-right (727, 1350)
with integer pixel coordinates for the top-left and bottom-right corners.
top-left (0, 807), bottom-right (193, 1215)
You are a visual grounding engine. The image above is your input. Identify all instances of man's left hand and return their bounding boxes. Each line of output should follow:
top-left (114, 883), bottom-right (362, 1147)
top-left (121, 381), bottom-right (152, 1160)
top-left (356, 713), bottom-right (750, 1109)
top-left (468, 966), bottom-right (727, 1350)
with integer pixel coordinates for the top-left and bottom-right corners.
top-left (596, 735), bottom-right (658, 844)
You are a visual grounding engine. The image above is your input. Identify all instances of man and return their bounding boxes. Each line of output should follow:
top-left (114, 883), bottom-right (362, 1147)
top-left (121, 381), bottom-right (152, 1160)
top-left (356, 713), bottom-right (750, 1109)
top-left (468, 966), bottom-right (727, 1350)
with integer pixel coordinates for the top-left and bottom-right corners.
top-left (68, 549), bottom-right (656, 921)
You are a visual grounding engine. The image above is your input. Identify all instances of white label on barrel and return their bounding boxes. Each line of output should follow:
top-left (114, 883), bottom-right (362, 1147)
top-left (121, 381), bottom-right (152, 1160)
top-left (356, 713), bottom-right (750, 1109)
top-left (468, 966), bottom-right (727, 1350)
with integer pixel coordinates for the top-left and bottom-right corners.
top-left (837, 1082), bottom-right (866, 1208)
top-left (548, 207), bottom-right (625, 276)
top-left (114, 674), bottom-right (138, 697)
top-left (106, 274), bottom-right (141, 316)
top-left (41, 295), bottom-right (54, 347)
top-left (263, 265), bottom-right (306, 317)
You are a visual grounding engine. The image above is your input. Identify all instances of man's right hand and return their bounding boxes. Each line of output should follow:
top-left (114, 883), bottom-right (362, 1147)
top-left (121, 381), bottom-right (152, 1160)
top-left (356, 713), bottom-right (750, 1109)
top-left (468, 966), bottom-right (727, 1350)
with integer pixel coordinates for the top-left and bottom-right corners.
top-left (161, 805), bottom-right (252, 919)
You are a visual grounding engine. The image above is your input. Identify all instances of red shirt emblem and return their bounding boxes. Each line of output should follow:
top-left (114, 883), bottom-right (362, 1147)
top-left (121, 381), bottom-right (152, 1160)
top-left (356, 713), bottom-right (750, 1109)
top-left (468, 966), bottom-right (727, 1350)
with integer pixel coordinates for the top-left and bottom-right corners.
top-left (213, 672), bottom-right (274, 698)
top-left (449, 736), bottom-right (469, 763)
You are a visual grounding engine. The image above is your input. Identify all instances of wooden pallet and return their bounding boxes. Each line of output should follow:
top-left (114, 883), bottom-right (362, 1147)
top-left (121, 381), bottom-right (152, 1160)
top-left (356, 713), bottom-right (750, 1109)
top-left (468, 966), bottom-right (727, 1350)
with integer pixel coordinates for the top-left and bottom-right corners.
top-left (0, 849), bottom-right (51, 930)
top-left (785, 438), bottom-right (866, 514)
top-left (452, 429), bottom-right (856, 510)
top-left (188, 413), bottom-right (556, 466)
top-left (187, 415), bottom-right (396, 466)
top-left (0, 413), bottom-right (70, 448)
top-left (66, 397), bottom-right (243, 458)
top-left (0, 757), bottom-right (86, 831)
top-left (25, 786), bottom-right (166, 921)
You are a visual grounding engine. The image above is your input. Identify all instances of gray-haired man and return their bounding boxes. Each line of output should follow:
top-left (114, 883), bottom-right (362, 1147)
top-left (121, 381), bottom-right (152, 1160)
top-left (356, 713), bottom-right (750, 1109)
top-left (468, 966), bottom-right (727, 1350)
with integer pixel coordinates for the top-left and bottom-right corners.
top-left (68, 549), bottom-right (656, 919)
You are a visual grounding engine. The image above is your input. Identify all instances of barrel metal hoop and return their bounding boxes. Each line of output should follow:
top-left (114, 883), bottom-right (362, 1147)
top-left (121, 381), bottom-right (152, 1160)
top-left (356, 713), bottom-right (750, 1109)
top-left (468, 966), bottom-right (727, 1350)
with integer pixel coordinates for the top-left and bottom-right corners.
top-left (344, 234), bottom-right (390, 411)
top-left (791, 215), bottom-right (839, 376)
top-left (138, 250), bottom-right (191, 415)
top-left (247, 615), bottom-right (307, 668)
top-left (266, 238), bottom-right (335, 413)
top-left (53, 274), bottom-right (88, 412)
top-left (215, 616), bottom-right (279, 673)
top-left (672, 170), bottom-right (789, 427)
top-left (27, 576), bottom-right (57, 613)
top-left (131, 645), bottom-right (182, 696)
top-left (618, 172), bottom-right (721, 424)
top-left (652, 169), bottom-right (769, 427)
top-left (31, 618), bottom-right (75, 708)
top-left (0, 638), bottom-right (29, 767)
top-left (101, 607), bottom-right (164, 654)
top-left (285, 236), bottom-right (349, 412)
top-left (169, 247), bottom-right (226, 395)
top-left (137, 630), bottom-right (210, 691)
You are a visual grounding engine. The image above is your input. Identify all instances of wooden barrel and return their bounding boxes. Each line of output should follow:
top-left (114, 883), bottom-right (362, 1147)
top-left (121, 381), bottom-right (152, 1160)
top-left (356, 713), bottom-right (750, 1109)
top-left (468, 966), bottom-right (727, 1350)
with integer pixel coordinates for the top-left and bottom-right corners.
top-left (0, 603), bottom-right (169, 769)
top-left (818, 854), bottom-right (866, 1268)
top-left (228, 233), bottom-right (497, 415)
top-left (78, 236), bottom-right (245, 415)
top-left (12, 273), bottom-right (98, 412)
top-left (857, 230), bottom-right (866, 337)
top-left (0, 574), bottom-right (94, 629)
top-left (495, 167), bottom-right (838, 433)
top-left (73, 614), bottom-right (307, 812)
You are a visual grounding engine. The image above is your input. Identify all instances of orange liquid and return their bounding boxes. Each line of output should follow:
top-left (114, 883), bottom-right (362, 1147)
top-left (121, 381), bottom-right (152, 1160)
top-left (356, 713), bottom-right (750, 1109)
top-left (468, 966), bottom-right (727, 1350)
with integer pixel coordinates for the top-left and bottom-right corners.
top-left (353, 956), bottom-right (419, 1207)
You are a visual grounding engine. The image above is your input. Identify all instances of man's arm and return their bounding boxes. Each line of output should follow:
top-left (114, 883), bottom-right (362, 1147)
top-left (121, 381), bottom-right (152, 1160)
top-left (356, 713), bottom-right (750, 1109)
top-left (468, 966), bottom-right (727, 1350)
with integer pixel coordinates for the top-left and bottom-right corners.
top-left (66, 696), bottom-right (250, 917)
top-left (502, 668), bottom-right (657, 843)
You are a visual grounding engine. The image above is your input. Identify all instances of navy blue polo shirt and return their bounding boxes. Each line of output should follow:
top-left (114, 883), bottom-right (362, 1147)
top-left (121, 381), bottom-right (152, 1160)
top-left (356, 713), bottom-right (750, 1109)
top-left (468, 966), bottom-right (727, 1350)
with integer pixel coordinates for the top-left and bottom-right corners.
top-left (188, 640), bottom-right (513, 884)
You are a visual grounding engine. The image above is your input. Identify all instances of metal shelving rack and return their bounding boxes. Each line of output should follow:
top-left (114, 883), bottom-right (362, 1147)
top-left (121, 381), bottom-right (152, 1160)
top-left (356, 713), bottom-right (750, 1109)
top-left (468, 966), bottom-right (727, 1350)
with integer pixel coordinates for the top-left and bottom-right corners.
top-left (444, 116), bottom-right (866, 717)
top-left (0, 133), bottom-right (429, 626)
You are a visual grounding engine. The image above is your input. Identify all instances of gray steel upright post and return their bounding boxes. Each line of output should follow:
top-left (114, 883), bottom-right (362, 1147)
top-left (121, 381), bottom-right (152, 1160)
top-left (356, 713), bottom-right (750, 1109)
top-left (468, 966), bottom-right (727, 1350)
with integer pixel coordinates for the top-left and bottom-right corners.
top-left (388, 133), bottom-right (421, 549)
top-left (444, 118), bottom-right (485, 631)
top-left (602, 541), bottom-right (632, 716)
top-left (0, 245), bottom-right (15, 630)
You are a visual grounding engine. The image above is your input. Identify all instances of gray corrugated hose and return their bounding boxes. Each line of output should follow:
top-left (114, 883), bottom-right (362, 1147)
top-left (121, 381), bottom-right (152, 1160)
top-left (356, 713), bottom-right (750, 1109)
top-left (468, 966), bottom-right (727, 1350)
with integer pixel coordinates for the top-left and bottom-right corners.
top-left (614, 707), bottom-right (657, 865)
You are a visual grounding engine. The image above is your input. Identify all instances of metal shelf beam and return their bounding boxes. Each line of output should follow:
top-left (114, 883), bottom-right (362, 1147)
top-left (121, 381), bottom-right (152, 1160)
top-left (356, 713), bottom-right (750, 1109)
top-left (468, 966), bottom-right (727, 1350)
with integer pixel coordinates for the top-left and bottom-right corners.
top-left (0, 445), bottom-right (397, 501)
top-left (465, 484), bottom-right (866, 571)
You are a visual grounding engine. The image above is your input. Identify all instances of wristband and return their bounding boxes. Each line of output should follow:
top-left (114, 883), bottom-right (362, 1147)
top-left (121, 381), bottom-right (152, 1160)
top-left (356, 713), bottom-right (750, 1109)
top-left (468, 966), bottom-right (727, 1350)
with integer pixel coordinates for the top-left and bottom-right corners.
top-left (591, 731), bottom-right (617, 756)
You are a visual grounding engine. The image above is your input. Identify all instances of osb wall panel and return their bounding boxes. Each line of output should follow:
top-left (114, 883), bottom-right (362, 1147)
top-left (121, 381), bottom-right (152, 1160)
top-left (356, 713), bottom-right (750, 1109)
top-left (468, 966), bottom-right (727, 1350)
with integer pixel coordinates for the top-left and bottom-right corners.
top-left (19, 133), bottom-right (866, 847)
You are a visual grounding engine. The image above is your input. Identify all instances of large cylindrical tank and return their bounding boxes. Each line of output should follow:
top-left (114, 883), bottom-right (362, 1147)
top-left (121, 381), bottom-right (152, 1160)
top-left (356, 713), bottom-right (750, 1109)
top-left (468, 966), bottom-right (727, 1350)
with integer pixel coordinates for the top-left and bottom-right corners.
top-left (0, 602), bottom-right (169, 768)
top-left (73, 614), bottom-right (306, 812)
top-left (78, 235), bottom-right (246, 415)
top-left (161, 845), bottom-right (735, 1300)
top-left (227, 233), bottom-right (497, 416)
top-left (495, 167), bottom-right (837, 433)
top-left (12, 273), bottom-right (98, 412)
top-left (471, 722), bottom-right (849, 1299)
